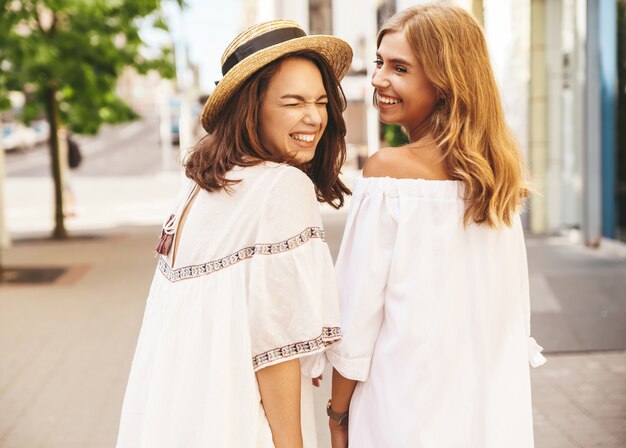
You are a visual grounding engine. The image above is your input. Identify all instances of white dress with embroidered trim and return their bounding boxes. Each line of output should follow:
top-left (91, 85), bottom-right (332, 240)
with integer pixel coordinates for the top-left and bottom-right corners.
top-left (327, 177), bottom-right (545, 448)
top-left (116, 163), bottom-right (341, 448)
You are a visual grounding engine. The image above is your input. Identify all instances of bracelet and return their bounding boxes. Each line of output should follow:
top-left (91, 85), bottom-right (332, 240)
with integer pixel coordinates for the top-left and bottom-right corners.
top-left (326, 399), bottom-right (349, 427)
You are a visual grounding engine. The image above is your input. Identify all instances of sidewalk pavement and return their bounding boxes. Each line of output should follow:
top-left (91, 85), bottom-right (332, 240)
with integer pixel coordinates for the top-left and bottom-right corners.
top-left (1, 173), bottom-right (625, 447)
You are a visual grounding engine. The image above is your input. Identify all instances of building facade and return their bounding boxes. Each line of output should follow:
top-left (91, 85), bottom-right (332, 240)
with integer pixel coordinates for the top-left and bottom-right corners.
top-left (241, 0), bottom-right (621, 246)
top-left (526, 0), bottom-right (618, 245)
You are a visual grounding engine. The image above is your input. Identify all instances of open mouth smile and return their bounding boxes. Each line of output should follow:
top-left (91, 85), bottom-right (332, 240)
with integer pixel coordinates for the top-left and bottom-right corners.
top-left (377, 93), bottom-right (402, 105)
top-left (289, 133), bottom-right (316, 143)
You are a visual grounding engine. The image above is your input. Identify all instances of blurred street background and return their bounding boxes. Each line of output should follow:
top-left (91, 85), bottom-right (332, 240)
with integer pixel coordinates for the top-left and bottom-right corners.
top-left (1, 0), bottom-right (625, 448)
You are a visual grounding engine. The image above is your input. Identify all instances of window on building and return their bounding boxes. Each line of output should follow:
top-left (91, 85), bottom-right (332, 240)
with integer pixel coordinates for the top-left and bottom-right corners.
top-left (377, 0), bottom-right (395, 29)
top-left (309, 0), bottom-right (332, 35)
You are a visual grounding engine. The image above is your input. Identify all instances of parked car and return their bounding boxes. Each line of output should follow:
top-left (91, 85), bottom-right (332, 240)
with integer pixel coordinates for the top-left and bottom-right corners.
top-left (2, 123), bottom-right (18, 151)
top-left (169, 97), bottom-right (180, 145)
top-left (20, 124), bottom-right (37, 149)
top-left (2, 122), bottom-right (22, 151)
top-left (31, 120), bottom-right (50, 146)
top-left (168, 96), bottom-right (202, 146)
top-left (1, 122), bottom-right (38, 151)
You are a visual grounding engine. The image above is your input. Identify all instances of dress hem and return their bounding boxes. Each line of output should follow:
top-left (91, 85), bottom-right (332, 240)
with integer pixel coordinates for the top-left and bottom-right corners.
top-left (253, 327), bottom-right (342, 371)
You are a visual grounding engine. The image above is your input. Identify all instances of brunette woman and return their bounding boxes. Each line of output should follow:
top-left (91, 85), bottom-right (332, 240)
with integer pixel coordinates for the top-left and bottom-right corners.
top-left (116, 20), bottom-right (352, 448)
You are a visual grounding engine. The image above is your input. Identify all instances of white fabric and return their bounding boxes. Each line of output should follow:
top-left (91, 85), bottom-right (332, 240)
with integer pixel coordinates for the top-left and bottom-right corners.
top-left (328, 177), bottom-right (543, 448)
top-left (116, 163), bottom-right (341, 448)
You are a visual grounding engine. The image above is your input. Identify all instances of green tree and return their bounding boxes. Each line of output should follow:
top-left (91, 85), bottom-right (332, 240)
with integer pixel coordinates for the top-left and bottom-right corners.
top-left (382, 123), bottom-right (409, 147)
top-left (0, 0), bottom-right (180, 238)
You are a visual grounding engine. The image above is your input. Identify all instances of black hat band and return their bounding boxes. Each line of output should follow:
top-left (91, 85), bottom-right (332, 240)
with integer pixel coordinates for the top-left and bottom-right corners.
top-left (221, 27), bottom-right (307, 76)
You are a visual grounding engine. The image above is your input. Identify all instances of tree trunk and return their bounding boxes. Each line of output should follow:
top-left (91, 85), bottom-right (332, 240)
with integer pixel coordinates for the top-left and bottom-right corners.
top-left (43, 84), bottom-right (67, 239)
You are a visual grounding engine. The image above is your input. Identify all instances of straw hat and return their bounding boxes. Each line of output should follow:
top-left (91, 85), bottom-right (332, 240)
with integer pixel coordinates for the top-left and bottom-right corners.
top-left (200, 19), bottom-right (353, 133)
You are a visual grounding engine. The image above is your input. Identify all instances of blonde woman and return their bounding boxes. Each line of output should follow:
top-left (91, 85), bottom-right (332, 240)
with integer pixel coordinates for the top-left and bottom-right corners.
top-left (327, 5), bottom-right (546, 448)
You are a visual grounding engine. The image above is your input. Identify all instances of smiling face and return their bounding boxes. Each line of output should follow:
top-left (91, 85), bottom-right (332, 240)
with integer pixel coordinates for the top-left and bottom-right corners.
top-left (259, 57), bottom-right (328, 163)
top-left (372, 31), bottom-right (438, 139)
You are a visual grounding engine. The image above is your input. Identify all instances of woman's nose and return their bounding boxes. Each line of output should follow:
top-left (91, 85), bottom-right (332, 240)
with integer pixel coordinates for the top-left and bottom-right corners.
top-left (303, 104), bottom-right (323, 126)
top-left (371, 68), bottom-right (390, 89)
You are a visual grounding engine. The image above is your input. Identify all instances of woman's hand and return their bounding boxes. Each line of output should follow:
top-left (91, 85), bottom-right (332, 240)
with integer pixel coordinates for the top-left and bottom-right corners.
top-left (312, 374), bottom-right (323, 387)
top-left (329, 418), bottom-right (348, 448)
top-left (329, 368), bottom-right (357, 448)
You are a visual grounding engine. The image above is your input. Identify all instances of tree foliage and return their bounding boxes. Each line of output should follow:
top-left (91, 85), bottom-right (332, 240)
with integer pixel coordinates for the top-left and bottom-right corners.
top-left (382, 123), bottom-right (409, 147)
top-left (0, 0), bottom-right (182, 238)
top-left (0, 0), bottom-right (180, 133)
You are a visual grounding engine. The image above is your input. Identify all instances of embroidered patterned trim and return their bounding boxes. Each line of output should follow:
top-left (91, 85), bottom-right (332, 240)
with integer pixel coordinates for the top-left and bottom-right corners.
top-left (158, 227), bottom-right (325, 282)
top-left (252, 327), bottom-right (342, 371)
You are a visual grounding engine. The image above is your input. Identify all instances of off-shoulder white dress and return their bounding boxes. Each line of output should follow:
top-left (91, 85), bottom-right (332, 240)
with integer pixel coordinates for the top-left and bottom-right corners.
top-left (116, 163), bottom-right (341, 448)
top-left (327, 177), bottom-right (545, 448)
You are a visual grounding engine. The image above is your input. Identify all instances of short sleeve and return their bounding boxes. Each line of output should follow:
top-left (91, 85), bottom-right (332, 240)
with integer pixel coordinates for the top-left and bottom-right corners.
top-left (247, 166), bottom-right (341, 376)
top-left (326, 178), bottom-right (398, 381)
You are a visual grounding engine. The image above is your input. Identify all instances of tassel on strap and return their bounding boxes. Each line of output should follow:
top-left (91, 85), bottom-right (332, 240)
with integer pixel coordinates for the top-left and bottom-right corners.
top-left (155, 182), bottom-right (199, 256)
top-left (155, 214), bottom-right (176, 255)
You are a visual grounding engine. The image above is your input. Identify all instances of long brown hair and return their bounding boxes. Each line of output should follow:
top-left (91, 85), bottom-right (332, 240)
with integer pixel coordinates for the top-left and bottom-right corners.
top-left (378, 5), bottom-right (528, 226)
top-left (185, 50), bottom-right (350, 209)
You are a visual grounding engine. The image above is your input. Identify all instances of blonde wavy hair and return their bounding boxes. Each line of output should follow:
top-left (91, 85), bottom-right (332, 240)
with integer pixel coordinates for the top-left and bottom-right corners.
top-left (378, 4), bottom-right (527, 227)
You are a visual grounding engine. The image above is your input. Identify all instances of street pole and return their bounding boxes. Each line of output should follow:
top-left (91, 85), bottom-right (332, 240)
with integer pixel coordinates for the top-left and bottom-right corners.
top-left (366, 0), bottom-right (379, 157)
top-left (583, 0), bottom-right (602, 247)
top-left (0, 136), bottom-right (10, 250)
top-left (176, 3), bottom-right (194, 177)
top-left (599, 0), bottom-right (617, 239)
top-left (159, 79), bottom-right (173, 171)
top-left (0, 137), bottom-right (7, 283)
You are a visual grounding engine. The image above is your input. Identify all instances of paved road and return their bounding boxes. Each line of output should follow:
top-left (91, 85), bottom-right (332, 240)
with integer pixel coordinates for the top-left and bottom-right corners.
top-left (5, 115), bottom-right (180, 178)
top-left (1, 117), bottom-right (625, 447)
top-left (1, 222), bottom-right (624, 448)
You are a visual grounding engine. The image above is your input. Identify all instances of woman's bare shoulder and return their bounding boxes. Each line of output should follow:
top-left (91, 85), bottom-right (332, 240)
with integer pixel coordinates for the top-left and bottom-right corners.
top-left (363, 145), bottom-right (452, 181)
top-left (362, 146), bottom-right (414, 178)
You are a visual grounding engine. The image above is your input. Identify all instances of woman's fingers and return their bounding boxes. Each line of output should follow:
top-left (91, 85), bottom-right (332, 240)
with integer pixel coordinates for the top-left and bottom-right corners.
top-left (311, 374), bottom-right (323, 387)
